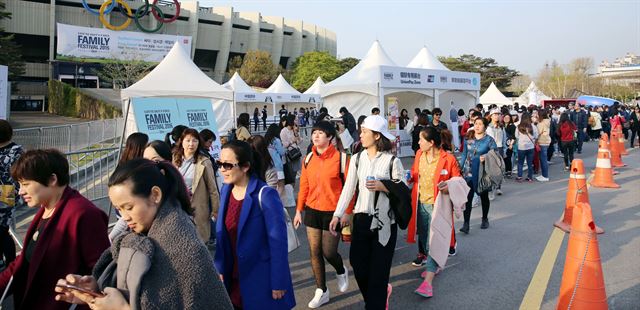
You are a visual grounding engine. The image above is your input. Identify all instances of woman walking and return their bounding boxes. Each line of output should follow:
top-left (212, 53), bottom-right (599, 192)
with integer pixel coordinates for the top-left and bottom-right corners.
top-left (1, 149), bottom-right (109, 310)
top-left (503, 113), bottom-right (516, 178)
top-left (293, 121), bottom-right (350, 308)
top-left (515, 114), bottom-right (538, 182)
top-left (536, 110), bottom-right (551, 182)
top-left (459, 117), bottom-right (497, 234)
top-left (558, 113), bottom-right (577, 171)
top-left (485, 109), bottom-right (505, 198)
top-left (215, 140), bottom-right (296, 310)
top-left (173, 128), bottom-right (220, 243)
top-left (254, 107), bottom-right (261, 132)
top-left (55, 159), bottom-right (232, 310)
top-left (266, 124), bottom-right (287, 197)
top-left (248, 135), bottom-right (278, 188)
top-left (408, 127), bottom-right (461, 298)
top-left (329, 115), bottom-right (406, 310)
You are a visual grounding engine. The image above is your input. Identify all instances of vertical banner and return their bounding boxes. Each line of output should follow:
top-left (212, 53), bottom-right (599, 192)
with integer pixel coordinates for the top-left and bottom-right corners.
top-left (176, 99), bottom-right (218, 133)
top-left (132, 98), bottom-right (180, 141)
top-left (387, 97), bottom-right (400, 155)
top-left (0, 66), bottom-right (7, 120)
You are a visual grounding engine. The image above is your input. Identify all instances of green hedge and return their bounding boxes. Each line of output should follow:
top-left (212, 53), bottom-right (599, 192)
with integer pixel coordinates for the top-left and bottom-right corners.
top-left (48, 80), bottom-right (122, 119)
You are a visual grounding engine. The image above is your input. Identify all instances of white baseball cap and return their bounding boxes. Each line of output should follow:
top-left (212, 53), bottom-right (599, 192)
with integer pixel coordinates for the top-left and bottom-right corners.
top-left (361, 115), bottom-right (395, 141)
top-left (490, 108), bottom-right (501, 115)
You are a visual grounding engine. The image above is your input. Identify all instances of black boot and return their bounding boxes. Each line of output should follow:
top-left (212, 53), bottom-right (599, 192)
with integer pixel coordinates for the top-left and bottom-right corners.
top-left (481, 218), bottom-right (490, 229)
top-left (459, 222), bottom-right (470, 234)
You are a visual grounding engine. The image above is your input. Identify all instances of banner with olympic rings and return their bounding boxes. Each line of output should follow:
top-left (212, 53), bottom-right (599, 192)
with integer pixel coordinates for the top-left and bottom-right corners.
top-left (56, 23), bottom-right (191, 63)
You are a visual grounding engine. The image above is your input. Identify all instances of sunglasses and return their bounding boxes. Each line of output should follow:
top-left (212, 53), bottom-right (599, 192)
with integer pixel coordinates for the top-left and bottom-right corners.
top-left (216, 161), bottom-right (240, 170)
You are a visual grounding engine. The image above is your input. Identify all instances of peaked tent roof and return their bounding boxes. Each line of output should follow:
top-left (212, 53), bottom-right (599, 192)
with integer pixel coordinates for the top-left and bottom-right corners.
top-left (121, 42), bottom-right (232, 101)
top-left (322, 40), bottom-right (397, 97)
top-left (303, 77), bottom-right (325, 94)
top-left (407, 46), bottom-right (450, 71)
top-left (264, 74), bottom-right (301, 94)
top-left (479, 82), bottom-right (512, 107)
top-left (516, 81), bottom-right (551, 105)
top-left (223, 72), bottom-right (256, 93)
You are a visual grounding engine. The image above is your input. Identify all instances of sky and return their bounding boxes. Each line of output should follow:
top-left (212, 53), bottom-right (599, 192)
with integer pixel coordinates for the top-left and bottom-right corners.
top-left (193, 0), bottom-right (640, 77)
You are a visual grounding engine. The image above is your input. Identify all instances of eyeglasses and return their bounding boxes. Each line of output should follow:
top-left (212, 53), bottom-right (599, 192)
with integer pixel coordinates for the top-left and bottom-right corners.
top-left (216, 161), bottom-right (240, 170)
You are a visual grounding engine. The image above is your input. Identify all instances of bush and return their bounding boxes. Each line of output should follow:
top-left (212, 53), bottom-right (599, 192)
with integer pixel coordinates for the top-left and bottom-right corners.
top-left (48, 80), bottom-right (121, 119)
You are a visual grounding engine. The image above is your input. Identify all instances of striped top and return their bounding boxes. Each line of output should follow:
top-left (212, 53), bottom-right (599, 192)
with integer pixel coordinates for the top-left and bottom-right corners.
top-left (334, 151), bottom-right (405, 218)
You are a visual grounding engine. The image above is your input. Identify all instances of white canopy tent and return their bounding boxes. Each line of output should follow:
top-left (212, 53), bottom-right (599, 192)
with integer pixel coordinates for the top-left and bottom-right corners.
top-left (121, 42), bottom-right (234, 136)
top-left (303, 77), bottom-right (325, 104)
top-left (223, 72), bottom-right (272, 123)
top-left (516, 81), bottom-right (551, 106)
top-left (479, 82), bottom-right (512, 108)
top-left (407, 46), bottom-right (476, 129)
top-left (264, 74), bottom-right (317, 118)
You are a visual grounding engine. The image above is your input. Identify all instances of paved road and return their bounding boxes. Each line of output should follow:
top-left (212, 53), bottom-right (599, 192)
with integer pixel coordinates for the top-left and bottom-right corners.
top-left (286, 140), bottom-right (639, 309)
top-left (8, 111), bottom-right (87, 129)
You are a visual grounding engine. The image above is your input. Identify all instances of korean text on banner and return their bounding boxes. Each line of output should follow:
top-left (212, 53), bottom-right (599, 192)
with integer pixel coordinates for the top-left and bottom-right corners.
top-left (56, 23), bottom-right (192, 62)
top-left (133, 98), bottom-right (180, 141)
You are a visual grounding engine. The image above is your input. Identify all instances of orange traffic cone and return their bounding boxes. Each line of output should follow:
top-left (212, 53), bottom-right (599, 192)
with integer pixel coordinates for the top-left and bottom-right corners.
top-left (590, 142), bottom-right (620, 189)
top-left (609, 131), bottom-right (626, 167)
top-left (556, 202), bottom-right (608, 310)
top-left (591, 134), bottom-right (619, 175)
top-left (613, 126), bottom-right (629, 156)
top-left (554, 159), bottom-right (589, 233)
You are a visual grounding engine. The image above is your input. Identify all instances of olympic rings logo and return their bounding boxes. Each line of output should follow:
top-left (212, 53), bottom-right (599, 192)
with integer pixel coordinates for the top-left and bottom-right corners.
top-left (82, 0), bottom-right (181, 33)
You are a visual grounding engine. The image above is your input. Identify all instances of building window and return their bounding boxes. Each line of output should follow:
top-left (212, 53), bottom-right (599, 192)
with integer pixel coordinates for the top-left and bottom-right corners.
top-left (232, 24), bottom-right (250, 30)
top-left (199, 19), bottom-right (223, 26)
top-left (260, 28), bottom-right (273, 33)
top-left (283, 31), bottom-right (293, 36)
top-left (194, 49), bottom-right (218, 68)
top-left (279, 57), bottom-right (289, 69)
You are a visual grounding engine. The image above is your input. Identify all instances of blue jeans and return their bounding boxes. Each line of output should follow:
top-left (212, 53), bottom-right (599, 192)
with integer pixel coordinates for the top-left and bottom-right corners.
top-left (539, 145), bottom-right (549, 178)
top-left (417, 203), bottom-right (433, 256)
top-left (517, 149), bottom-right (534, 179)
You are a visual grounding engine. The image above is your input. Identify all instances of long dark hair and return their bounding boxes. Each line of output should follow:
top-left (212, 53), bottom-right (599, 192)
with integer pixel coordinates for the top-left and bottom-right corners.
top-left (172, 128), bottom-right (204, 167)
top-left (108, 158), bottom-right (192, 215)
top-left (247, 135), bottom-right (273, 181)
top-left (420, 127), bottom-right (453, 152)
top-left (146, 140), bottom-right (172, 161)
top-left (265, 123), bottom-right (281, 145)
top-left (238, 113), bottom-right (251, 128)
top-left (164, 125), bottom-right (187, 146)
top-left (559, 112), bottom-right (572, 125)
top-left (222, 140), bottom-right (262, 180)
top-left (119, 132), bottom-right (149, 165)
top-left (372, 132), bottom-right (393, 152)
top-left (518, 113), bottom-right (533, 134)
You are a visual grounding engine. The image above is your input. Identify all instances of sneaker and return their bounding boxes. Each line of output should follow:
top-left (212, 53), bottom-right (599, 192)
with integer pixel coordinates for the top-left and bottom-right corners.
top-left (308, 288), bottom-right (330, 309)
top-left (526, 178), bottom-right (533, 183)
top-left (515, 177), bottom-right (523, 183)
top-left (459, 222), bottom-right (470, 234)
top-left (386, 284), bottom-right (393, 310)
top-left (414, 281), bottom-right (433, 298)
top-left (480, 218), bottom-right (490, 229)
top-left (488, 191), bottom-right (495, 201)
top-left (336, 269), bottom-right (349, 293)
top-left (564, 166), bottom-right (570, 172)
top-left (496, 189), bottom-right (503, 196)
top-left (411, 254), bottom-right (427, 267)
top-left (535, 175), bottom-right (549, 182)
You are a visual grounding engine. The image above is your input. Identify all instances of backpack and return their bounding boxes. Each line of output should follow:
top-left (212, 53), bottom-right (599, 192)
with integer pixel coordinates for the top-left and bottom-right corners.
top-left (304, 151), bottom-right (348, 184)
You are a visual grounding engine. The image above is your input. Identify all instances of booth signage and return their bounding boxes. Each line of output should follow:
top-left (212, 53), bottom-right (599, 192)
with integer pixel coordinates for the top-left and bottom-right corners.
top-left (379, 65), bottom-right (480, 91)
top-left (57, 23), bottom-right (192, 62)
top-left (132, 98), bottom-right (218, 141)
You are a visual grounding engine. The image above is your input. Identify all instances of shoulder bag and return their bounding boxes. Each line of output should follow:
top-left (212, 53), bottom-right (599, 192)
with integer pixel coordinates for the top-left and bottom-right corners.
top-left (258, 186), bottom-right (300, 253)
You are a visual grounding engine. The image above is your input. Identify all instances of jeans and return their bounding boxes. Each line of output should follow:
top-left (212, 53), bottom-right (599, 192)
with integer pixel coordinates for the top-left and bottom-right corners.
top-left (517, 148), bottom-right (534, 179)
top-left (425, 255), bottom-right (439, 273)
top-left (547, 142), bottom-right (555, 162)
top-left (539, 145), bottom-right (549, 178)
top-left (561, 141), bottom-right (575, 167)
top-left (576, 129), bottom-right (585, 152)
top-left (417, 203), bottom-right (433, 256)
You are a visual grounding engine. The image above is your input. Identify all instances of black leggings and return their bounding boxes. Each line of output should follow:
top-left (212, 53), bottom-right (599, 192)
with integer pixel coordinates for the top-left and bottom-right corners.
top-left (0, 226), bottom-right (15, 264)
top-left (307, 227), bottom-right (345, 291)
top-left (505, 148), bottom-right (513, 174)
top-left (463, 179), bottom-right (490, 223)
top-left (561, 141), bottom-right (575, 167)
top-left (630, 128), bottom-right (640, 148)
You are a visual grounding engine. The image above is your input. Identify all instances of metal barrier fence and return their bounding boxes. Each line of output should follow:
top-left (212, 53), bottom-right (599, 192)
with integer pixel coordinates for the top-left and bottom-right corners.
top-left (13, 118), bottom-right (124, 152)
top-left (67, 147), bottom-right (121, 202)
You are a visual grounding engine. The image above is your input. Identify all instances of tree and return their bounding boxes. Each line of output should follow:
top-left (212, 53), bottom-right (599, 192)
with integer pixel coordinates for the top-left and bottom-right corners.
top-left (289, 51), bottom-right (343, 91)
top-left (438, 54), bottom-right (519, 92)
top-left (227, 55), bottom-right (243, 77)
top-left (0, 0), bottom-right (25, 82)
top-left (339, 57), bottom-right (360, 73)
top-left (238, 50), bottom-right (278, 88)
top-left (507, 74), bottom-right (532, 95)
top-left (95, 60), bottom-right (155, 89)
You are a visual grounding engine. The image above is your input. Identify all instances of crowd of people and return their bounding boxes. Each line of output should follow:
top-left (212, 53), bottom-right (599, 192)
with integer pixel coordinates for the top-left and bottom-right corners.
top-left (0, 99), bottom-right (636, 310)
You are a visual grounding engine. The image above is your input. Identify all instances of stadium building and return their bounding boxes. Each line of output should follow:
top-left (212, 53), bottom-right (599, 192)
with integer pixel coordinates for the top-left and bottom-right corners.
top-left (1, 0), bottom-right (337, 111)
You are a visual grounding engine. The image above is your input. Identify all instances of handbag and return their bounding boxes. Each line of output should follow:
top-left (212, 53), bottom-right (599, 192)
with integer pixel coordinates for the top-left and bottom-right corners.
top-left (286, 146), bottom-right (302, 162)
top-left (258, 186), bottom-right (300, 253)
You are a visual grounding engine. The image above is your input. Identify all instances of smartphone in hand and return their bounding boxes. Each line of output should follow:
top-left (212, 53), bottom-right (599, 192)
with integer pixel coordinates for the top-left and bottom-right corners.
top-left (56, 283), bottom-right (105, 298)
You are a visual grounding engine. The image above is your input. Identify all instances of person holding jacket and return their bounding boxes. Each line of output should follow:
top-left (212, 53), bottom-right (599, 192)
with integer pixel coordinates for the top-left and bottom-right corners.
top-left (407, 127), bottom-right (461, 298)
top-left (1, 149), bottom-right (109, 310)
top-left (485, 109), bottom-right (505, 198)
top-left (215, 140), bottom-right (296, 310)
top-left (293, 121), bottom-right (351, 308)
top-left (172, 128), bottom-right (220, 243)
top-left (458, 117), bottom-right (497, 234)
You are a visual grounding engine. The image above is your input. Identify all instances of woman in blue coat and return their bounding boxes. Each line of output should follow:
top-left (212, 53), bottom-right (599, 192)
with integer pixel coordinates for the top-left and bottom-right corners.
top-left (215, 140), bottom-right (296, 310)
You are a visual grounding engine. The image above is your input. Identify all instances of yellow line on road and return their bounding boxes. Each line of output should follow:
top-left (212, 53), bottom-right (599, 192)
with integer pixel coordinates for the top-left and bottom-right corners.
top-left (519, 174), bottom-right (595, 310)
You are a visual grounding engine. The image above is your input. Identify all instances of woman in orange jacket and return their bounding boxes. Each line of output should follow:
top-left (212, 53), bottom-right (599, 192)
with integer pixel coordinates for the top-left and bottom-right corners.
top-left (293, 121), bottom-right (352, 308)
top-left (407, 127), bottom-right (461, 298)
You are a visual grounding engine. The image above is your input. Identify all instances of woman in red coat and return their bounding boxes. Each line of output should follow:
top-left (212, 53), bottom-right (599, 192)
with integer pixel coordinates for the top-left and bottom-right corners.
top-left (407, 127), bottom-right (461, 298)
top-left (0, 149), bottom-right (109, 309)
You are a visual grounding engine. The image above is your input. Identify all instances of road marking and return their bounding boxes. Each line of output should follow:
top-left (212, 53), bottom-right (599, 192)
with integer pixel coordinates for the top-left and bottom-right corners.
top-left (519, 173), bottom-right (595, 310)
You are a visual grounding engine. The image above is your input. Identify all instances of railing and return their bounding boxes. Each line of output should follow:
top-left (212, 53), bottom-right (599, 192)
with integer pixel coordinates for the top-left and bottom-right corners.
top-left (13, 118), bottom-right (124, 152)
top-left (67, 147), bottom-right (121, 202)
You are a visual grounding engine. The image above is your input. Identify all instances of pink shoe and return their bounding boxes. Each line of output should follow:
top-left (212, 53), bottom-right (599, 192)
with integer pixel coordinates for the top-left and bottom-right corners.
top-left (414, 281), bottom-right (433, 298)
top-left (386, 283), bottom-right (392, 309)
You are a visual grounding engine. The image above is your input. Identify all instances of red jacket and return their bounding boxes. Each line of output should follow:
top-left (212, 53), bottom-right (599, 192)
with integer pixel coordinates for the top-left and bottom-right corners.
top-left (407, 150), bottom-right (461, 243)
top-left (0, 187), bottom-right (109, 310)
top-left (559, 121), bottom-right (577, 142)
